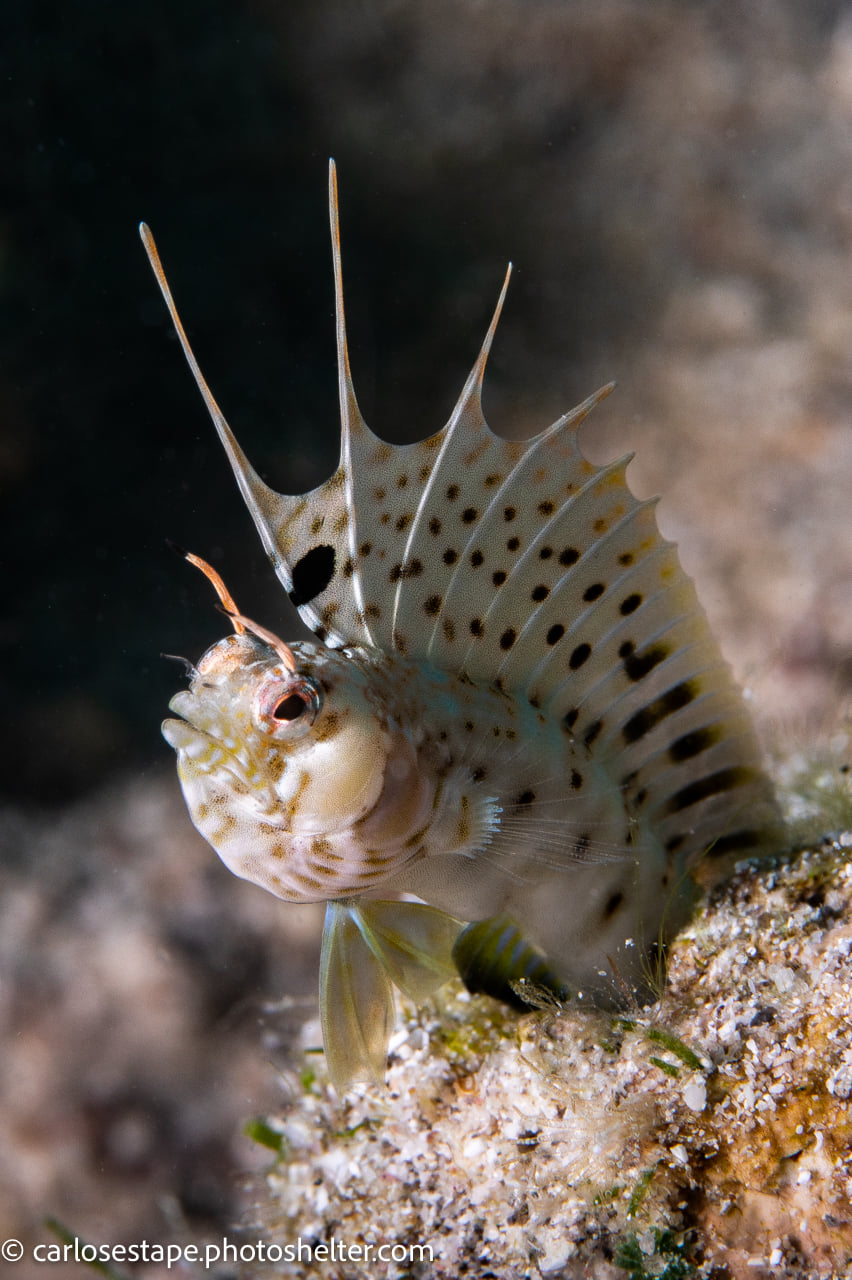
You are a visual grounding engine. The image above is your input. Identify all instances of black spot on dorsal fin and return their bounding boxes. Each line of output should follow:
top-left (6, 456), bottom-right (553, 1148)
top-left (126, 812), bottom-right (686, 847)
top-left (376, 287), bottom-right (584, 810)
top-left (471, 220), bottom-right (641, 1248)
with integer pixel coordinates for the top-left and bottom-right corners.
top-left (289, 544), bottom-right (336, 608)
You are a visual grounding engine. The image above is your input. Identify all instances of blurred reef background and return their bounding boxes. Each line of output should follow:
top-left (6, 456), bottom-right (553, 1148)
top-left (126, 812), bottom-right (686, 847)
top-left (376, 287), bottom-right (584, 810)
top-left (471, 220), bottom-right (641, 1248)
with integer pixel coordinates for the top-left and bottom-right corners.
top-left (2, 1), bottom-right (851, 1276)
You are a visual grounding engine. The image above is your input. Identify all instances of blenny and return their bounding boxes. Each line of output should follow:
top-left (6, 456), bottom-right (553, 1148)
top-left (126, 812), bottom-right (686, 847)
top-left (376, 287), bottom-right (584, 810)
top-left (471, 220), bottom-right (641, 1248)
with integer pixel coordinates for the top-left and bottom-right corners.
top-left (141, 162), bottom-right (782, 1091)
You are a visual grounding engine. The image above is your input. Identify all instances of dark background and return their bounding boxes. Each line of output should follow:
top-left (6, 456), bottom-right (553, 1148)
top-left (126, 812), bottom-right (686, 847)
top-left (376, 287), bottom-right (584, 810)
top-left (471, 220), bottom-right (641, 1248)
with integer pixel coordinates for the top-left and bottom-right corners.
top-left (3, 1), bottom-right (851, 1272)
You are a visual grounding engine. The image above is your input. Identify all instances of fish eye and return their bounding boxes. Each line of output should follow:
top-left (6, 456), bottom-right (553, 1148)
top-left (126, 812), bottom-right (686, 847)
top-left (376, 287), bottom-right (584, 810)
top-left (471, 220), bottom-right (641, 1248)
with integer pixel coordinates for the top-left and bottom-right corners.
top-left (254, 672), bottom-right (322, 741)
top-left (271, 693), bottom-right (309, 722)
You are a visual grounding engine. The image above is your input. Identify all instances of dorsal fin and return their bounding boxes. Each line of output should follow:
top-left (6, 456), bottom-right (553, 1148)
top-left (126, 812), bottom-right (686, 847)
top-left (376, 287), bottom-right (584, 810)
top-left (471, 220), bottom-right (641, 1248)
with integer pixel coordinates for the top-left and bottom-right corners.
top-left (140, 186), bottom-right (371, 648)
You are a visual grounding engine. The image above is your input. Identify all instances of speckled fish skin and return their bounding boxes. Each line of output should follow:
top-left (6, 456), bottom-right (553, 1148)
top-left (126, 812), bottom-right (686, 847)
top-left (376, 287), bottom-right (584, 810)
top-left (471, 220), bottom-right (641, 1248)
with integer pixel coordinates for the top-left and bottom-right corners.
top-left (144, 161), bottom-right (783, 1091)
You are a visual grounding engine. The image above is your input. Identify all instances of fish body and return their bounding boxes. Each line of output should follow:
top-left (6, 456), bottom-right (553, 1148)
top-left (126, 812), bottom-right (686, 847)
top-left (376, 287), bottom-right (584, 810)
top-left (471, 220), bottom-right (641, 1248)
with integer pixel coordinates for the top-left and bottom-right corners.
top-left (143, 163), bottom-right (782, 1090)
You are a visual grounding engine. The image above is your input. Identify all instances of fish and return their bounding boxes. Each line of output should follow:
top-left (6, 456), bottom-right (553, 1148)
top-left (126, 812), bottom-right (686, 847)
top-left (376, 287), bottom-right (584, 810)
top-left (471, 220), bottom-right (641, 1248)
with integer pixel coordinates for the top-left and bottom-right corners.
top-left (140, 161), bottom-right (783, 1092)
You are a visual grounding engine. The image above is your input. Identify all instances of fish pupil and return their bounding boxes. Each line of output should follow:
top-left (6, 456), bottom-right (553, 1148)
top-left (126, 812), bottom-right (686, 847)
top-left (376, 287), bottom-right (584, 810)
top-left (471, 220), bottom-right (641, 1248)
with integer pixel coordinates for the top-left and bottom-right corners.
top-left (272, 693), bottom-right (307, 722)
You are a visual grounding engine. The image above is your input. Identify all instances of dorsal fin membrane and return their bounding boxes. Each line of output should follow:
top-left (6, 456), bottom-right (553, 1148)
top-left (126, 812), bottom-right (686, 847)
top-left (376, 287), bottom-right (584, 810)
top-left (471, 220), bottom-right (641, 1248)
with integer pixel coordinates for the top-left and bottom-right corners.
top-left (140, 206), bottom-right (367, 647)
top-left (141, 177), bottom-right (623, 662)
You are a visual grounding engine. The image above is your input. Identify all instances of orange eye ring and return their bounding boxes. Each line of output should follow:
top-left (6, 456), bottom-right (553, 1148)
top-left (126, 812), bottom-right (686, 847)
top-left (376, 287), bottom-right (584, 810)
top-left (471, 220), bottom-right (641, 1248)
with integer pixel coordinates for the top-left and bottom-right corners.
top-left (254, 672), bottom-right (322, 740)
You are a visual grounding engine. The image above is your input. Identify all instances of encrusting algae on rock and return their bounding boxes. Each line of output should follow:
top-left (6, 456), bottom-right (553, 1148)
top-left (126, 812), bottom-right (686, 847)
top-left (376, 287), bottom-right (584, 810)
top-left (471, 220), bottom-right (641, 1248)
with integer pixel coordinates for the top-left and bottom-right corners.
top-left (142, 161), bottom-right (783, 1094)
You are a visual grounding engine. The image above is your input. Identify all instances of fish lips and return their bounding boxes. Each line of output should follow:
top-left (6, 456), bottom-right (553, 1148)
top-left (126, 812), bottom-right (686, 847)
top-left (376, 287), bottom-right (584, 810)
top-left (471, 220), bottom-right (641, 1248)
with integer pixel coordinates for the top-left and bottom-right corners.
top-left (161, 691), bottom-right (236, 760)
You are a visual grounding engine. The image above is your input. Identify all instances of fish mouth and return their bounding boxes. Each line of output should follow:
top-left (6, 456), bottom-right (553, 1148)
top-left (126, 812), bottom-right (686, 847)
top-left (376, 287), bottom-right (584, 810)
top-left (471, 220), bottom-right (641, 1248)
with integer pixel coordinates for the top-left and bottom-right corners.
top-left (162, 689), bottom-right (269, 793)
top-left (161, 713), bottom-right (220, 755)
top-left (162, 702), bottom-right (244, 767)
top-left (162, 715), bottom-right (266, 810)
top-left (162, 690), bottom-right (234, 747)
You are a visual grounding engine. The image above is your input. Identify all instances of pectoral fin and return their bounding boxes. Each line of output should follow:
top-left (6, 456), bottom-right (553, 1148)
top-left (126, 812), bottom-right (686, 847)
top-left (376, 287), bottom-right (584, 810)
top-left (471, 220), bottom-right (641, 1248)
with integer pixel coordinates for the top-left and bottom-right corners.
top-left (319, 900), bottom-right (463, 1092)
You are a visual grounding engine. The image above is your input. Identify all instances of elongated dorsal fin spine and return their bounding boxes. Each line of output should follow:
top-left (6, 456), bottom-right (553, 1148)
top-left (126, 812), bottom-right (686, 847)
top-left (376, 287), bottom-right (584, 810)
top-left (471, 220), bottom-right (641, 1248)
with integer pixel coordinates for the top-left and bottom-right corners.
top-left (447, 262), bottom-right (513, 437)
top-left (138, 222), bottom-right (286, 574)
top-left (328, 159), bottom-right (368, 451)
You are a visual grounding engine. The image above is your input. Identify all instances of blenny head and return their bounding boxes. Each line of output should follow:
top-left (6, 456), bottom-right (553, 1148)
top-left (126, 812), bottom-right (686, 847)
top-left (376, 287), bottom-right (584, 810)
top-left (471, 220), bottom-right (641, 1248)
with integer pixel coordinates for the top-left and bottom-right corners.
top-left (164, 555), bottom-right (434, 904)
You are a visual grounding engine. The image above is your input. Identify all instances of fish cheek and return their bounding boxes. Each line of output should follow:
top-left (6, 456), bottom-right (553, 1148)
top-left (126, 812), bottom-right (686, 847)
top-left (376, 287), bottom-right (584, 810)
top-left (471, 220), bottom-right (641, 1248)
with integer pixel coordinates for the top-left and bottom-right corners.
top-left (351, 733), bottom-right (435, 851)
top-left (283, 719), bottom-right (391, 835)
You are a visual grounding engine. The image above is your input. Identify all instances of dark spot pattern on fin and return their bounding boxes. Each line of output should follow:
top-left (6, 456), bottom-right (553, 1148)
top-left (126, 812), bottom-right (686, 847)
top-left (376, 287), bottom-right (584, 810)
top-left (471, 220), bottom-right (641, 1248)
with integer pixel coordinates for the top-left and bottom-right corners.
top-left (622, 681), bottom-right (700, 745)
top-left (668, 725), bottom-right (721, 763)
top-left (289, 544), bottom-right (336, 608)
top-left (569, 643), bottom-right (591, 670)
top-left (704, 828), bottom-right (768, 859)
top-left (664, 766), bottom-right (759, 816)
top-left (619, 640), bottom-right (669, 682)
top-left (602, 891), bottom-right (623, 920)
